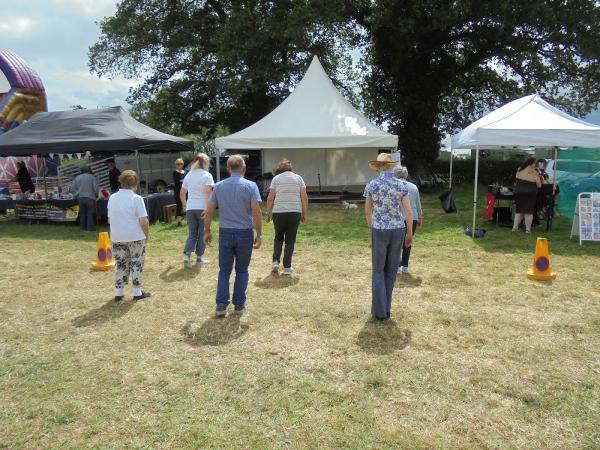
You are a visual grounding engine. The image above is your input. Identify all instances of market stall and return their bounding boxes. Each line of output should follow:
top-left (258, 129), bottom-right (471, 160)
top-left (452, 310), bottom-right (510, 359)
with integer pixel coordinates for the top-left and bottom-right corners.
top-left (0, 106), bottom-right (193, 224)
top-left (451, 94), bottom-right (600, 236)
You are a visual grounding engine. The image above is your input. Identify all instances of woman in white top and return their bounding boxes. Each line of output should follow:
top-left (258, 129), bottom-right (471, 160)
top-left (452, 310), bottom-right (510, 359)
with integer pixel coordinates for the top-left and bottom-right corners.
top-left (107, 170), bottom-right (150, 302)
top-left (266, 159), bottom-right (308, 275)
top-left (180, 153), bottom-right (214, 268)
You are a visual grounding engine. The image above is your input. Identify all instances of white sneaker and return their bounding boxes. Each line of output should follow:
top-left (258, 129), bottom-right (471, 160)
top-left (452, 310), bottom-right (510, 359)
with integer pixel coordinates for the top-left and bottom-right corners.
top-left (282, 267), bottom-right (294, 275)
top-left (196, 258), bottom-right (210, 267)
top-left (272, 261), bottom-right (280, 273)
top-left (397, 266), bottom-right (404, 274)
top-left (402, 266), bottom-right (409, 273)
top-left (183, 254), bottom-right (191, 268)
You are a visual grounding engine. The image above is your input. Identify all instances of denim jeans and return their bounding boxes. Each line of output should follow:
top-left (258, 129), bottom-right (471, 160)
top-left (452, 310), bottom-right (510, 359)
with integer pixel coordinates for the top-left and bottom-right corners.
top-left (216, 228), bottom-right (254, 307)
top-left (78, 197), bottom-right (96, 231)
top-left (184, 209), bottom-right (205, 256)
top-left (272, 212), bottom-right (301, 268)
top-left (401, 220), bottom-right (418, 268)
top-left (371, 227), bottom-right (406, 318)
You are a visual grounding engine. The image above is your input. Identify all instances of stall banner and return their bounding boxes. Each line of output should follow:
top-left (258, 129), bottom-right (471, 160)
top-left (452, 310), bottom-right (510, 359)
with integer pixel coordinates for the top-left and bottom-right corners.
top-left (46, 203), bottom-right (79, 222)
top-left (15, 201), bottom-right (79, 222)
top-left (14, 202), bottom-right (48, 220)
top-left (570, 192), bottom-right (600, 245)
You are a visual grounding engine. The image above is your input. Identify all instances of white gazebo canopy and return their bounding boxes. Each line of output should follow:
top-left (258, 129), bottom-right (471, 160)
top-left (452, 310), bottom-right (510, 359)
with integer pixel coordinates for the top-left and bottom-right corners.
top-left (215, 56), bottom-right (397, 150)
top-left (452, 94), bottom-right (600, 149)
top-left (450, 94), bottom-right (600, 236)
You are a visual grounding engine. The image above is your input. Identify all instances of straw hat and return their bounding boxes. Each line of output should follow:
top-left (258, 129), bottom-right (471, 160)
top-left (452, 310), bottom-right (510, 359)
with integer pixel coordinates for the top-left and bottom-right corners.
top-left (368, 153), bottom-right (397, 171)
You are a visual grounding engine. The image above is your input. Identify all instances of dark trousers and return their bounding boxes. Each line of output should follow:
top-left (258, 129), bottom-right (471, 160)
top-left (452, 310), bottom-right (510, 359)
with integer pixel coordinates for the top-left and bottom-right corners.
top-left (175, 189), bottom-right (183, 217)
top-left (272, 212), bottom-right (301, 269)
top-left (401, 220), bottom-right (418, 267)
top-left (78, 197), bottom-right (96, 231)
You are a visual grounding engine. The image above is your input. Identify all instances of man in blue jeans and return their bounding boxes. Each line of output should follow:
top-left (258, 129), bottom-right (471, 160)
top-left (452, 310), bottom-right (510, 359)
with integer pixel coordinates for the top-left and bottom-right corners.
top-left (203, 155), bottom-right (263, 317)
top-left (364, 153), bottom-right (413, 321)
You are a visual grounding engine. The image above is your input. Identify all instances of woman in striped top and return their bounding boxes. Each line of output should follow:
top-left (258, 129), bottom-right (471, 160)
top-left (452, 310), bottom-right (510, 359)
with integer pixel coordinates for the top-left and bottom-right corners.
top-left (265, 159), bottom-right (308, 275)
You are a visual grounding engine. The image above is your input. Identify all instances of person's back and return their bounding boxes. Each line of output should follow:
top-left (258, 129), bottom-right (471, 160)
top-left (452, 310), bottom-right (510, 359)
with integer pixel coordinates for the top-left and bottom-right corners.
top-left (182, 168), bottom-right (213, 211)
top-left (365, 172), bottom-right (408, 229)
top-left (271, 171), bottom-right (304, 213)
top-left (108, 189), bottom-right (147, 243)
top-left (403, 180), bottom-right (422, 219)
top-left (212, 174), bottom-right (260, 229)
top-left (73, 172), bottom-right (99, 199)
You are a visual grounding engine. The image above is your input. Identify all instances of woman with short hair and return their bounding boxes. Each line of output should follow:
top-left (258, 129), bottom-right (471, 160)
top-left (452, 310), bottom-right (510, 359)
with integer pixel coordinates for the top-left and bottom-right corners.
top-left (107, 170), bottom-right (150, 302)
top-left (266, 158), bottom-right (308, 275)
top-left (180, 153), bottom-right (214, 268)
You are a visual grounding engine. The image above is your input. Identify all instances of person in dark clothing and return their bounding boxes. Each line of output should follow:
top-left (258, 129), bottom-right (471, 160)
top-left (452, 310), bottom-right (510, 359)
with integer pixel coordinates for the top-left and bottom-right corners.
top-left (11, 161), bottom-right (35, 194)
top-left (106, 159), bottom-right (121, 193)
top-left (173, 158), bottom-right (186, 222)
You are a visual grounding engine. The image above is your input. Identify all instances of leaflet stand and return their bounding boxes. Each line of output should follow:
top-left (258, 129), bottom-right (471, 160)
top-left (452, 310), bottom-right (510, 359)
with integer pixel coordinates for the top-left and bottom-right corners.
top-left (570, 192), bottom-right (600, 246)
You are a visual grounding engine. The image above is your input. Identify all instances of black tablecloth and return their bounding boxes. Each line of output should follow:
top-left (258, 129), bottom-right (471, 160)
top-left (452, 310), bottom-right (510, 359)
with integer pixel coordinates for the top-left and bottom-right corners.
top-left (98, 193), bottom-right (175, 224)
top-left (0, 199), bottom-right (15, 211)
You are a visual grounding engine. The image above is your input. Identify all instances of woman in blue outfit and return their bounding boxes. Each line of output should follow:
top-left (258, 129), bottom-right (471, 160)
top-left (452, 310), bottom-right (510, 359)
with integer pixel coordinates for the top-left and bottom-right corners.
top-left (364, 153), bottom-right (413, 321)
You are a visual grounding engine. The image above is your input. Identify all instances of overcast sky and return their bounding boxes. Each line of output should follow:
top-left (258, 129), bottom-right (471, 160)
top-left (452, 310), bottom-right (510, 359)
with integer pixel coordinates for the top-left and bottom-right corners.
top-left (2, 0), bottom-right (599, 125)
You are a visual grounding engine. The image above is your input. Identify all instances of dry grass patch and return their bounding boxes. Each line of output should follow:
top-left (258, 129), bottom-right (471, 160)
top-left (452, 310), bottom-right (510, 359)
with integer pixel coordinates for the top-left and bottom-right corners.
top-left (1, 188), bottom-right (600, 448)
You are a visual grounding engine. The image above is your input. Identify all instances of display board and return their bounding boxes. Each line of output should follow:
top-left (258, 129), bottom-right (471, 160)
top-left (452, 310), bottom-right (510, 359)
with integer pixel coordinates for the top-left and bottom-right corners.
top-left (570, 192), bottom-right (600, 245)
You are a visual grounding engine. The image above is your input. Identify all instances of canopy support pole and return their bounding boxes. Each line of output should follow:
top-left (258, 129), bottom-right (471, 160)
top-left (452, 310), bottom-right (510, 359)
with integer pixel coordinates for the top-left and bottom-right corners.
top-left (135, 150), bottom-right (141, 194)
top-left (42, 155), bottom-right (48, 200)
top-left (472, 145), bottom-right (480, 238)
top-left (216, 150), bottom-right (221, 182)
top-left (449, 141), bottom-right (454, 190)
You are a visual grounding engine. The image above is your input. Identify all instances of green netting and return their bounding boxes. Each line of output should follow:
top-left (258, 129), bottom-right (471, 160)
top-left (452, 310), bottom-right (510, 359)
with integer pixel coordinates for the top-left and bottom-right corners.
top-left (556, 148), bottom-right (600, 219)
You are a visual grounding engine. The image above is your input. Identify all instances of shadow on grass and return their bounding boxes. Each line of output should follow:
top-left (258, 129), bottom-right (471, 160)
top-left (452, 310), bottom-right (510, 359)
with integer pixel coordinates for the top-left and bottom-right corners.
top-left (159, 265), bottom-right (201, 282)
top-left (395, 273), bottom-right (422, 288)
top-left (181, 317), bottom-right (249, 346)
top-left (356, 319), bottom-right (411, 354)
top-left (254, 272), bottom-right (299, 289)
top-left (72, 299), bottom-right (134, 328)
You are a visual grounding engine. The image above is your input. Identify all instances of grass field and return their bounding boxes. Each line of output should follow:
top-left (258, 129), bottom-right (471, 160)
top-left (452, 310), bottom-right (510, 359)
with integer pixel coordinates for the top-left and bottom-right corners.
top-left (1, 186), bottom-right (599, 448)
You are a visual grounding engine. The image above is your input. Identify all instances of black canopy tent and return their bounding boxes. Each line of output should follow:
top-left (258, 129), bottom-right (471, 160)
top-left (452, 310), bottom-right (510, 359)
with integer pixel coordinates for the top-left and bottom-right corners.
top-left (0, 107), bottom-right (194, 221)
top-left (0, 106), bottom-right (194, 155)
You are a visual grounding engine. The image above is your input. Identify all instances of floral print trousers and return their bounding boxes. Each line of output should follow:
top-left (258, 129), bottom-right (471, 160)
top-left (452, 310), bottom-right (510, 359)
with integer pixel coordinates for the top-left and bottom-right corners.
top-left (113, 240), bottom-right (146, 290)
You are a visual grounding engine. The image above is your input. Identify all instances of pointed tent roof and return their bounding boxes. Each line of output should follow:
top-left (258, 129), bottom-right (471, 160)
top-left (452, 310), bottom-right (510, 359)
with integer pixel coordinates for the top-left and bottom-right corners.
top-left (216, 56), bottom-right (397, 150)
top-left (452, 94), bottom-right (600, 149)
top-left (0, 106), bottom-right (194, 156)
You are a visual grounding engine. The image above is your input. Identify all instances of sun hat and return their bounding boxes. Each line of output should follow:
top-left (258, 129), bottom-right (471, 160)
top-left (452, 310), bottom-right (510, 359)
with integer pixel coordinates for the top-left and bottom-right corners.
top-left (368, 153), bottom-right (397, 171)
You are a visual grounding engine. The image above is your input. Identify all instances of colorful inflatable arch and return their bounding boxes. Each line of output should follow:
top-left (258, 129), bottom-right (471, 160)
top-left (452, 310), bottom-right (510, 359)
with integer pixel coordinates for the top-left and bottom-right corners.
top-left (0, 48), bottom-right (47, 135)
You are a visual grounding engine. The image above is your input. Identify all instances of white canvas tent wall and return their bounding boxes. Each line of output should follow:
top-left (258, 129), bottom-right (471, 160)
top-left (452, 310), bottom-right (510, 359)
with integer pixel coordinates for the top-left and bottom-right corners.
top-left (215, 56), bottom-right (397, 188)
top-left (451, 94), bottom-right (600, 235)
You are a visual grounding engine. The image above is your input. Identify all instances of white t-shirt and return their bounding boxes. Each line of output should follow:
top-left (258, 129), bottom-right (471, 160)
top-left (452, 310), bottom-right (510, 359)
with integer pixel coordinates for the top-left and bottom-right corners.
top-left (270, 171), bottom-right (305, 213)
top-left (108, 189), bottom-right (148, 242)
top-left (182, 169), bottom-right (214, 210)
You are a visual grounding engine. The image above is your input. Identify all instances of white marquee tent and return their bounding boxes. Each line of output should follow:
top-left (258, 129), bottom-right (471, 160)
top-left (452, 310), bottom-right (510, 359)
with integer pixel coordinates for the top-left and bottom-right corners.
top-left (451, 94), bottom-right (600, 235)
top-left (215, 56), bottom-right (397, 188)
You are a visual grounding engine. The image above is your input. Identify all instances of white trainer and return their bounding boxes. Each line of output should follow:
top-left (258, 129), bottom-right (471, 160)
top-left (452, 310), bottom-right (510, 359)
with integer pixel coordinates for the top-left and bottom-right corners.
top-left (196, 258), bottom-right (210, 267)
top-left (272, 261), bottom-right (280, 273)
top-left (282, 267), bottom-right (294, 275)
top-left (397, 266), bottom-right (404, 274)
top-left (183, 254), bottom-right (192, 268)
top-left (402, 266), bottom-right (409, 273)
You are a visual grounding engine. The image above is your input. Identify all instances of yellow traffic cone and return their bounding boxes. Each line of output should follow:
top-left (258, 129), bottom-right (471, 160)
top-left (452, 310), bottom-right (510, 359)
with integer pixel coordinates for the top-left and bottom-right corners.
top-left (91, 231), bottom-right (116, 271)
top-left (527, 237), bottom-right (556, 281)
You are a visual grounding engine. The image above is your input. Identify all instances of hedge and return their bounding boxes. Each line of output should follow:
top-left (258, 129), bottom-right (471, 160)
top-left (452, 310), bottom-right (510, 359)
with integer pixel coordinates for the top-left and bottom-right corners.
top-left (430, 159), bottom-right (517, 186)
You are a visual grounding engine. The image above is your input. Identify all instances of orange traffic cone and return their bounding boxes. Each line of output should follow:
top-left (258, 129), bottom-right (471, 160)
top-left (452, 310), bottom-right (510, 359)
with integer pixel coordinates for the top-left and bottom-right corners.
top-left (527, 237), bottom-right (556, 281)
top-left (91, 231), bottom-right (116, 271)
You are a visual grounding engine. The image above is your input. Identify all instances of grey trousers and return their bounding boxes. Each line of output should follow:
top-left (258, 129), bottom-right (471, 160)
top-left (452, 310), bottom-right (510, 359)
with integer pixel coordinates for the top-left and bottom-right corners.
top-left (184, 209), bottom-right (206, 257)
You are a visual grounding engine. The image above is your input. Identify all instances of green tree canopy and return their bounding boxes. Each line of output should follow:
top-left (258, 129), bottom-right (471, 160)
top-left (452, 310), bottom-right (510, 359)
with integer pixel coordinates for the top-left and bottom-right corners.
top-left (361, 0), bottom-right (600, 169)
top-left (89, 0), bottom-right (359, 137)
top-left (91, 0), bottom-right (600, 169)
